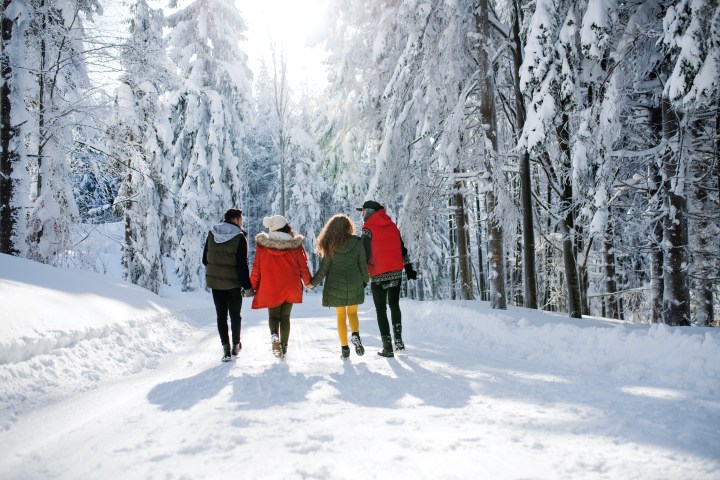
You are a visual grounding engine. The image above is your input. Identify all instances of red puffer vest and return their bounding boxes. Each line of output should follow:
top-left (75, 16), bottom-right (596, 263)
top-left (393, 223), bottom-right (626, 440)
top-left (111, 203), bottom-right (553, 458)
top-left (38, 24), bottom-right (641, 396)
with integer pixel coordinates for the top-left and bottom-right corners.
top-left (363, 209), bottom-right (404, 277)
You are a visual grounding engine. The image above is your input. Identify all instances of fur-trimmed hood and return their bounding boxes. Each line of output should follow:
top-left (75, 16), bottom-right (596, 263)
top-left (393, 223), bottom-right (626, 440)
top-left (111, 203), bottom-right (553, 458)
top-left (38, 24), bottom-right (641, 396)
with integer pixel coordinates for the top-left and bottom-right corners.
top-left (255, 231), bottom-right (305, 251)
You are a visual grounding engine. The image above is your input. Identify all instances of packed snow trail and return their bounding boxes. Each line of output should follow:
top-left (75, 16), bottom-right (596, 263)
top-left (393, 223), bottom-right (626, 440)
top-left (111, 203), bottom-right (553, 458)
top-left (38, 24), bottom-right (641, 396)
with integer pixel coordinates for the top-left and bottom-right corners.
top-left (1, 289), bottom-right (719, 479)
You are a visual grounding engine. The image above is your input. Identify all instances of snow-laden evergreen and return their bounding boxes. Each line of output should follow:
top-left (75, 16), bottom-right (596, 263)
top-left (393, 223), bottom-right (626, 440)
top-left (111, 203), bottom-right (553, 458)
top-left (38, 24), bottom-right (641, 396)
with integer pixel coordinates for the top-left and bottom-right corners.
top-left (164, 0), bottom-right (253, 290)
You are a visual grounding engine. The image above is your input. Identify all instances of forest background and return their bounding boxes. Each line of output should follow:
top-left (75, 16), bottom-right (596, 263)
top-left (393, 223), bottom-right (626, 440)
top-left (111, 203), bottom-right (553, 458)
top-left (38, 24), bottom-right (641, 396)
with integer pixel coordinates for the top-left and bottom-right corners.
top-left (1, 0), bottom-right (718, 326)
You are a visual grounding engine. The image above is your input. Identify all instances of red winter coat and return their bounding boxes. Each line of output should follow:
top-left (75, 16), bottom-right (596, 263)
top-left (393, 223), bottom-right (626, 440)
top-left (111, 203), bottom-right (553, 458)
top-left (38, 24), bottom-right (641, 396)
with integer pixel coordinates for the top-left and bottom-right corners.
top-left (250, 232), bottom-right (312, 309)
top-left (363, 209), bottom-right (404, 277)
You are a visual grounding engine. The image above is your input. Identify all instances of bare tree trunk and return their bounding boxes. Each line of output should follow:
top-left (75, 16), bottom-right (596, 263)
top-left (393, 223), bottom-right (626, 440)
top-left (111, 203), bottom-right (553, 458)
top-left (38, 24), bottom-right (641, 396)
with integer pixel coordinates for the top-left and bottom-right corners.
top-left (603, 213), bottom-right (619, 319)
top-left (448, 197), bottom-right (456, 300)
top-left (270, 41), bottom-right (290, 216)
top-left (474, 184), bottom-right (488, 300)
top-left (477, 0), bottom-right (506, 309)
top-left (511, 0), bottom-right (538, 309)
top-left (649, 105), bottom-right (665, 323)
top-left (661, 98), bottom-right (691, 326)
top-left (454, 176), bottom-right (474, 300)
top-left (556, 113), bottom-right (582, 318)
top-left (0, 0), bottom-right (17, 254)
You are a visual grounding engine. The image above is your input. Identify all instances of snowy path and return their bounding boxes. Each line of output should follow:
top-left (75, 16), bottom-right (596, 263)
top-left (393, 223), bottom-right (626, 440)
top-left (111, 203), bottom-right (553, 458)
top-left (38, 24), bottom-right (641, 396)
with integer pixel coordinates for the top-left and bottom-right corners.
top-left (1, 293), bottom-right (720, 479)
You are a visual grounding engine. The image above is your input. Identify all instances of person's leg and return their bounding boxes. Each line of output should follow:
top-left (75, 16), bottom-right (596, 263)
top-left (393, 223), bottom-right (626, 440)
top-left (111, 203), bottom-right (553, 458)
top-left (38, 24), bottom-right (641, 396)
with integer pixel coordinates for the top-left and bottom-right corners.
top-left (348, 304), bottom-right (364, 356)
top-left (228, 288), bottom-right (243, 346)
top-left (336, 306), bottom-right (349, 346)
top-left (268, 304), bottom-right (283, 357)
top-left (370, 283), bottom-right (391, 337)
top-left (212, 289), bottom-right (230, 346)
top-left (347, 304), bottom-right (359, 333)
top-left (387, 283), bottom-right (402, 327)
top-left (268, 305), bottom-right (281, 335)
top-left (387, 283), bottom-right (404, 350)
top-left (279, 302), bottom-right (293, 346)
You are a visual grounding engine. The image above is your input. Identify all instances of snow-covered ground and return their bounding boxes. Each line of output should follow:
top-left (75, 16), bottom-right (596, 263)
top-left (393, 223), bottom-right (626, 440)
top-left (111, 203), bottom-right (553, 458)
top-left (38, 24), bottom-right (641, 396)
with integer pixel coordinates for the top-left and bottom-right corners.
top-left (1, 251), bottom-right (720, 479)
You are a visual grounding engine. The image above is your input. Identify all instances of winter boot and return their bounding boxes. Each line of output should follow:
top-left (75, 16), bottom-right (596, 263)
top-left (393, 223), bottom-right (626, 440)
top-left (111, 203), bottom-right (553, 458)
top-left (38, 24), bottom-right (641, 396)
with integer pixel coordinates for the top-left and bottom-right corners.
top-left (281, 343), bottom-right (288, 356)
top-left (271, 333), bottom-right (283, 358)
top-left (232, 342), bottom-right (242, 356)
top-left (221, 344), bottom-right (232, 362)
top-left (393, 324), bottom-right (405, 351)
top-left (378, 335), bottom-right (394, 357)
top-left (350, 332), bottom-right (365, 356)
top-left (341, 345), bottom-right (351, 359)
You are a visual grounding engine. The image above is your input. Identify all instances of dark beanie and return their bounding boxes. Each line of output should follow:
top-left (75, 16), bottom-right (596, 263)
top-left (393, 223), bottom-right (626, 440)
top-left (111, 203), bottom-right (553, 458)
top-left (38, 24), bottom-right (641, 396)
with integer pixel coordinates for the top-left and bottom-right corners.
top-left (355, 200), bottom-right (384, 211)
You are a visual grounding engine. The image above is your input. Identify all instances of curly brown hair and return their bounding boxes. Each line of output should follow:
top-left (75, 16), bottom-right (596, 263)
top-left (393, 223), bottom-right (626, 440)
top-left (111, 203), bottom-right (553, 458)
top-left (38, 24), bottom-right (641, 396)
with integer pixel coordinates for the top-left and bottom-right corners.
top-left (316, 214), bottom-right (356, 258)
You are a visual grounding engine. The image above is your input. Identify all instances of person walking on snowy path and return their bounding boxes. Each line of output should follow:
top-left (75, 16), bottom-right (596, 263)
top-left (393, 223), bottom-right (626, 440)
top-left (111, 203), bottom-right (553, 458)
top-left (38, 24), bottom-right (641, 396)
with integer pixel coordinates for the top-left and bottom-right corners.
top-left (250, 215), bottom-right (312, 358)
top-left (358, 200), bottom-right (417, 357)
top-left (308, 214), bottom-right (369, 359)
top-left (202, 208), bottom-right (254, 362)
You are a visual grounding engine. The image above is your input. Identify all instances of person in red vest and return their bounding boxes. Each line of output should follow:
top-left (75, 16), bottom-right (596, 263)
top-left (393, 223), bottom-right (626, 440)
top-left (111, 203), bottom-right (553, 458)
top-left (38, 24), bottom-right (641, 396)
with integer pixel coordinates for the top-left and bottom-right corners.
top-left (357, 200), bottom-right (417, 357)
top-left (250, 215), bottom-right (312, 358)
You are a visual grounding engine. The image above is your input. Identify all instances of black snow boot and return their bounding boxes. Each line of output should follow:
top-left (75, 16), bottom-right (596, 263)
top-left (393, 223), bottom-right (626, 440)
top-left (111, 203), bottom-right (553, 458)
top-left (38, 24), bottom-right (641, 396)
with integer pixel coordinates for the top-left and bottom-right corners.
top-left (281, 343), bottom-right (288, 356)
top-left (393, 324), bottom-right (405, 351)
top-left (351, 332), bottom-right (365, 356)
top-left (232, 342), bottom-right (242, 356)
top-left (221, 344), bottom-right (232, 362)
top-left (341, 345), bottom-right (350, 359)
top-left (378, 335), bottom-right (394, 357)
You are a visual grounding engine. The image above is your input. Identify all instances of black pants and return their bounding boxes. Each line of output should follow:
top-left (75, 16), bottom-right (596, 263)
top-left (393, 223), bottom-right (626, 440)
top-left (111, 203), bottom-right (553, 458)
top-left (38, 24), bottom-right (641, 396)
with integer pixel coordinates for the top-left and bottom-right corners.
top-left (212, 288), bottom-right (243, 346)
top-left (371, 282), bottom-right (401, 337)
top-left (268, 302), bottom-right (293, 345)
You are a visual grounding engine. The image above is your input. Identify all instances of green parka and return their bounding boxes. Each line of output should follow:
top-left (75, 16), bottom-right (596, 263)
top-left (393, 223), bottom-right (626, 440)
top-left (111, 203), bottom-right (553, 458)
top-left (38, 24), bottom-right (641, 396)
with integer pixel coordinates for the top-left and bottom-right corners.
top-left (310, 236), bottom-right (369, 307)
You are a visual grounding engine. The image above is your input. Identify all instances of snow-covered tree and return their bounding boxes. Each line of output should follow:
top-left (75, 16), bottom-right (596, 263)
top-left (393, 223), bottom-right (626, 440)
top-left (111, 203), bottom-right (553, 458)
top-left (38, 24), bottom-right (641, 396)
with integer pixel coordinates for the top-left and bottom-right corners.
top-left (164, 0), bottom-right (253, 290)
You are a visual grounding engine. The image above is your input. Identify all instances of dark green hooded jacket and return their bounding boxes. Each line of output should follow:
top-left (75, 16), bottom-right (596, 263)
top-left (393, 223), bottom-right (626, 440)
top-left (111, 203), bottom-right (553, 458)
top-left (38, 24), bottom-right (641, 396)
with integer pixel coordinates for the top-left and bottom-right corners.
top-left (310, 236), bottom-right (369, 307)
top-left (202, 222), bottom-right (252, 291)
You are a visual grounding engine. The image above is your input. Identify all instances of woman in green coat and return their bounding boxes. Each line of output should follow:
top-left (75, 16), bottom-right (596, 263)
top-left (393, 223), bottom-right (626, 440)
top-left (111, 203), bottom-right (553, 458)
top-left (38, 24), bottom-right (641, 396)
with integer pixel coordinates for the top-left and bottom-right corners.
top-left (309, 214), bottom-right (369, 359)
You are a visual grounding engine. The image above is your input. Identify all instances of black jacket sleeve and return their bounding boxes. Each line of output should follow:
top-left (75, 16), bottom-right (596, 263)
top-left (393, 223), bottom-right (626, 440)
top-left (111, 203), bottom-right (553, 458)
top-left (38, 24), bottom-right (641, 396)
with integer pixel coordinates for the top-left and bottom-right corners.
top-left (202, 236), bottom-right (209, 266)
top-left (236, 234), bottom-right (252, 290)
top-left (361, 227), bottom-right (372, 264)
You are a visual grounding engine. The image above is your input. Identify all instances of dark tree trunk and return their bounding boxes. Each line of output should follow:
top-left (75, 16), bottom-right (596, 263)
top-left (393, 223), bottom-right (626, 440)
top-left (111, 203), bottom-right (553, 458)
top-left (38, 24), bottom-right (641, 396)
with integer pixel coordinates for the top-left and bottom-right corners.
top-left (475, 184), bottom-right (488, 300)
top-left (453, 177), bottom-right (474, 300)
top-left (511, 1), bottom-right (538, 309)
top-left (660, 98), bottom-right (690, 326)
top-left (556, 113), bottom-right (582, 318)
top-left (603, 213), bottom-right (619, 319)
top-left (649, 105), bottom-right (665, 323)
top-left (477, 0), bottom-right (506, 309)
top-left (448, 197), bottom-right (456, 300)
top-left (1, 0), bottom-right (17, 254)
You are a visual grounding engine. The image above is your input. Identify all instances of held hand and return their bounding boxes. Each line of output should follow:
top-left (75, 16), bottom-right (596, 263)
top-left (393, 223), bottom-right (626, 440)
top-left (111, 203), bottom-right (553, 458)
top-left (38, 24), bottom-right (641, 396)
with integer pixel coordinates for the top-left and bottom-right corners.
top-left (243, 288), bottom-right (255, 298)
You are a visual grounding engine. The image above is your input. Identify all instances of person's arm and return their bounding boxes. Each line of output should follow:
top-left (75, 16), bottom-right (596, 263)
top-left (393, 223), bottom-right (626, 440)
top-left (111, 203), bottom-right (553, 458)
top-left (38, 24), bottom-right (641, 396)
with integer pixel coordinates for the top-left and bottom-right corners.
top-left (236, 235), bottom-right (252, 290)
top-left (310, 255), bottom-right (331, 287)
top-left (202, 236), bottom-right (209, 266)
top-left (361, 227), bottom-right (372, 264)
top-left (250, 248), bottom-right (261, 291)
top-left (400, 236), bottom-right (417, 279)
top-left (358, 237), bottom-right (369, 285)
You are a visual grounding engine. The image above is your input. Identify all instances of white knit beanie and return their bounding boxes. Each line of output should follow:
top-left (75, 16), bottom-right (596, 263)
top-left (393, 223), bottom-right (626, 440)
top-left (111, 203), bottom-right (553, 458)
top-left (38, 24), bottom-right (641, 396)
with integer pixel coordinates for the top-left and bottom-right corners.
top-left (263, 215), bottom-right (288, 232)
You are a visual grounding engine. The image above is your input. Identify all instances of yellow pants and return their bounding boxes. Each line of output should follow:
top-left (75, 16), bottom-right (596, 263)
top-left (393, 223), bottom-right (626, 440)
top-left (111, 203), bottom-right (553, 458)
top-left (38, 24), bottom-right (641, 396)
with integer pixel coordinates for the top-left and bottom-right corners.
top-left (335, 305), bottom-right (359, 346)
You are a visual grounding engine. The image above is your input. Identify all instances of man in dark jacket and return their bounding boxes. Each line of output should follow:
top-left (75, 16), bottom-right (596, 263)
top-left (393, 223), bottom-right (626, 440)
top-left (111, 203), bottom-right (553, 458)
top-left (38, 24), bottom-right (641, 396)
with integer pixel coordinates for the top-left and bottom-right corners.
top-left (202, 208), bottom-right (254, 362)
top-left (358, 200), bottom-right (417, 357)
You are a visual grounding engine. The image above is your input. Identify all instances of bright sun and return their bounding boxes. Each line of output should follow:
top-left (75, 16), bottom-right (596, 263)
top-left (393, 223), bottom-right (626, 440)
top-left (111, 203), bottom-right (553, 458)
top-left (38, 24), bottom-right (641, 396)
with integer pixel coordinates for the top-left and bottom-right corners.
top-left (237, 0), bottom-right (329, 91)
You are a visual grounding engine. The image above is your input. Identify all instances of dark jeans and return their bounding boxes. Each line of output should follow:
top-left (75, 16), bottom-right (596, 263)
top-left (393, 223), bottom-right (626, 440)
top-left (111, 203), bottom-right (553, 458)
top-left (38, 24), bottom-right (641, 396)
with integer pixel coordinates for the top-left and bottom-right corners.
top-left (212, 288), bottom-right (243, 346)
top-left (371, 282), bottom-right (401, 337)
top-left (268, 302), bottom-right (293, 345)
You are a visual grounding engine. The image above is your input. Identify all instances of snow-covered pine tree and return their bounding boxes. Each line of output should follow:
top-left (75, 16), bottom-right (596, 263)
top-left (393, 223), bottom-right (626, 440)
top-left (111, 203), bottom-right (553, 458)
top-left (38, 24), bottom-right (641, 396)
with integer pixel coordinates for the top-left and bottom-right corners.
top-left (111, 0), bottom-right (177, 293)
top-left (165, 0), bottom-right (253, 290)
top-left (3, 0), bottom-right (101, 264)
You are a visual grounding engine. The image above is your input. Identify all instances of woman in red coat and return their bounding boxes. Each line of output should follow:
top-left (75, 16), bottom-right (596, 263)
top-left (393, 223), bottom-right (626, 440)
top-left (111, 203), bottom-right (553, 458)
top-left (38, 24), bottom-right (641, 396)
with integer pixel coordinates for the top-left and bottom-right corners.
top-left (250, 215), bottom-right (312, 358)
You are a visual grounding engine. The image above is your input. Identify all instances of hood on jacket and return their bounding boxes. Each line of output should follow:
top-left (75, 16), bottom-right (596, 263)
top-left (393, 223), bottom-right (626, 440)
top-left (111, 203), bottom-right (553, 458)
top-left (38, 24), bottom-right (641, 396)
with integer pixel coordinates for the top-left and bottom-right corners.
top-left (333, 236), bottom-right (362, 255)
top-left (363, 209), bottom-right (394, 228)
top-left (211, 222), bottom-right (244, 243)
top-left (255, 231), bottom-right (305, 252)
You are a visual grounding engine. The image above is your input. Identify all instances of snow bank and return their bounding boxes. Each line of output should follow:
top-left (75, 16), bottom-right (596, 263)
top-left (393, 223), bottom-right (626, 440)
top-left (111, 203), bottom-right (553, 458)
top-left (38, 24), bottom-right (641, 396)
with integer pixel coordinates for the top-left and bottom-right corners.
top-left (404, 300), bottom-right (720, 396)
top-left (0, 254), bottom-right (192, 429)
